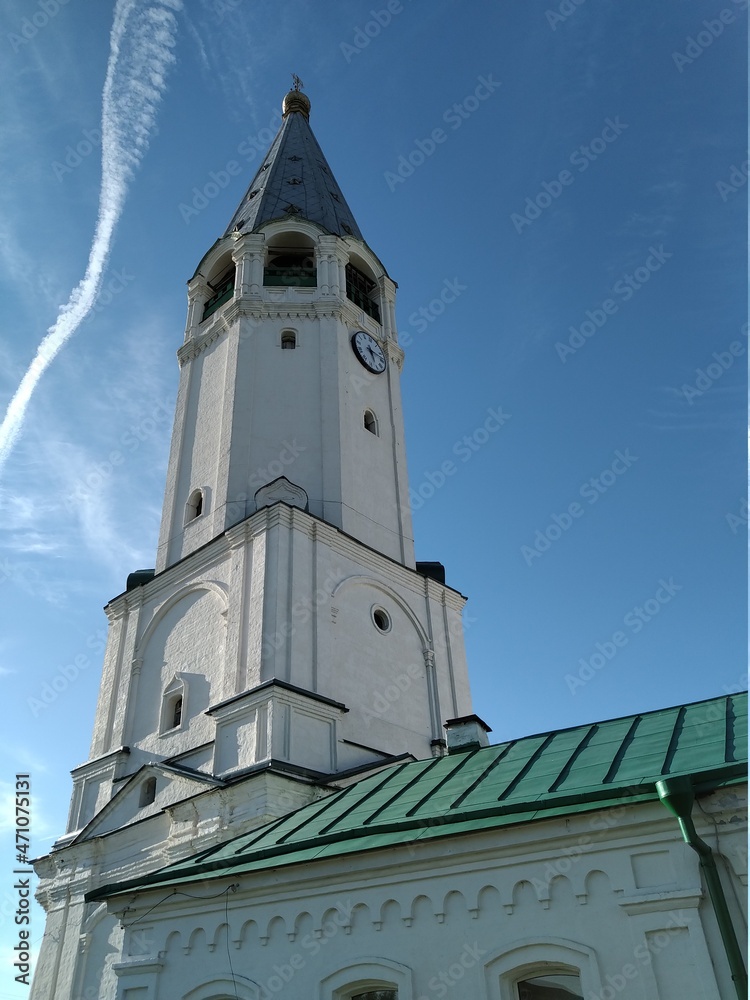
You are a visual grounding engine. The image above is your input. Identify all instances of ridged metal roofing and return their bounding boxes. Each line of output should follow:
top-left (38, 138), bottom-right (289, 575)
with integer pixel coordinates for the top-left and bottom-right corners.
top-left (224, 108), bottom-right (363, 240)
top-left (89, 693), bottom-right (747, 900)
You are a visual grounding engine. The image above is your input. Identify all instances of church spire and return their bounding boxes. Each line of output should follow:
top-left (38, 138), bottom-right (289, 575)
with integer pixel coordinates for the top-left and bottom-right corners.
top-left (224, 82), bottom-right (364, 241)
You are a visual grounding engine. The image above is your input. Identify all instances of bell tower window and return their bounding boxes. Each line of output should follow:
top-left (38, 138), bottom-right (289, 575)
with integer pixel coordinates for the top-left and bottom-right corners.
top-left (281, 331), bottom-right (297, 350)
top-left (264, 246), bottom-right (316, 287)
top-left (363, 409), bottom-right (378, 435)
top-left (201, 265), bottom-right (235, 320)
top-left (346, 262), bottom-right (381, 322)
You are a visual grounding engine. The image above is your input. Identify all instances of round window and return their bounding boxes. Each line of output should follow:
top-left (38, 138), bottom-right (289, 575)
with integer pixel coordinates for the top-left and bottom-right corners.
top-left (372, 607), bottom-right (391, 633)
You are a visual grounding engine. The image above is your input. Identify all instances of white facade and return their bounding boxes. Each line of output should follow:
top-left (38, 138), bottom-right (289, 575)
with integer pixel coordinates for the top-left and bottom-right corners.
top-left (30, 90), bottom-right (747, 1000)
top-left (31, 781), bottom-right (747, 999)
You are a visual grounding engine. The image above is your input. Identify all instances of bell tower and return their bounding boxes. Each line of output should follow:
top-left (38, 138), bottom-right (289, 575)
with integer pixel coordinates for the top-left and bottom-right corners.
top-left (156, 82), bottom-right (414, 573)
top-left (63, 83), bottom-right (474, 845)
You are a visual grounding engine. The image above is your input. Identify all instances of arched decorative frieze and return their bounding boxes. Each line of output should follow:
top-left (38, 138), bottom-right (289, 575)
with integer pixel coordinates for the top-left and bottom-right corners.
top-left (318, 905), bottom-right (350, 940)
top-left (375, 898), bottom-right (402, 931)
top-left (583, 867), bottom-right (616, 902)
top-left (237, 918), bottom-right (259, 951)
top-left (483, 937), bottom-right (604, 1000)
top-left (409, 893), bottom-right (435, 927)
top-left (441, 888), bottom-right (468, 923)
top-left (477, 883), bottom-right (503, 917)
top-left (508, 879), bottom-right (537, 915)
top-left (263, 914), bottom-right (287, 946)
top-left (208, 921), bottom-right (230, 954)
top-left (184, 925), bottom-right (208, 956)
top-left (163, 929), bottom-right (183, 955)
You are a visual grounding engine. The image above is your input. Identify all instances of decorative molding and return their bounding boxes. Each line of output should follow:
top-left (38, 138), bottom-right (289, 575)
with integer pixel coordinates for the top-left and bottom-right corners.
top-left (254, 477), bottom-right (309, 512)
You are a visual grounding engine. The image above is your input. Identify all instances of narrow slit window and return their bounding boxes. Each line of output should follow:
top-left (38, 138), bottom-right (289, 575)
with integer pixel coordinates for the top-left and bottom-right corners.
top-left (171, 696), bottom-right (183, 729)
top-left (364, 409), bottom-right (378, 435)
top-left (139, 776), bottom-right (157, 808)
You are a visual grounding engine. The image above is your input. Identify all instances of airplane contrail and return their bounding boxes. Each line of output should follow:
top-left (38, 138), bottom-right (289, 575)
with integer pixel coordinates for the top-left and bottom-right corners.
top-left (0, 0), bottom-right (182, 472)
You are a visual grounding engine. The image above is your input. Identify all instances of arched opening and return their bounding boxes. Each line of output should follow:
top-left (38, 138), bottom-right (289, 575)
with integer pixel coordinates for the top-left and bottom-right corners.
top-left (160, 676), bottom-right (187, 735)
top-left (353, 993), bottom-right (397, 1000)
top-left (363, 409), bottom-right (378, 435)
top-left (264, 232), bottom-right (316, 287)
top-left (516, 974), bottom-right (583, 999)
top-left (281, 331), bottom-right (297, 350)
top-left (185, 489), bottom-right (204, 523)
top-left (202, 263), bottom-right (236, 320)
top-left (346, 255), bottom-right (381, 322)
top-left (139, 776), bottom-right (157, 808)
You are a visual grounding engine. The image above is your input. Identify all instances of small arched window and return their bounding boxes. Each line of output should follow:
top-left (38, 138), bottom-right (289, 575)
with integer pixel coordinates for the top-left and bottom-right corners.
top-left (160, 676), bottom-right (187, 735)
top-left (281, 331), bottom-right (297, 350)
top-left (185, 488), bottom-right (203, 523)
top-left (363, 409), bottom-right (378, 435)
top-left (139, 776), bottom-right (157, 808)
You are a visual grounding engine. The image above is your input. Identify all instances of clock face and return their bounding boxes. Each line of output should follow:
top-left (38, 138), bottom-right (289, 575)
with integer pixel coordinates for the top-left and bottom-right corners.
top-left (351, 330), bottom-right (386, 374)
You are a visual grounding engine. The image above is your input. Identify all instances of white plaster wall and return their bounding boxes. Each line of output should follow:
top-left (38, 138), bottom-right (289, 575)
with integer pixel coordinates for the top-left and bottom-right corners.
top-left (88, 790), bottom-right (746, 1000)
top-left (157, 222), bottom-right (416, 574)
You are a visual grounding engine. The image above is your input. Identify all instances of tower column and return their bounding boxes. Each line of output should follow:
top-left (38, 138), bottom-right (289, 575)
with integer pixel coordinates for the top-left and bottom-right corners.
top-left (232, 232), bottom-right (265, 298)
top-left (378, 275), bottom-right (397, 340)
top-left (185, 277), bottom-right (210, 339)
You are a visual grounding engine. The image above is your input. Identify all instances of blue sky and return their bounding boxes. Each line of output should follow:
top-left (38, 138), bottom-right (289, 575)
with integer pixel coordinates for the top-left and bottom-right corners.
top-left (0, 0), bottom-right (746, 992)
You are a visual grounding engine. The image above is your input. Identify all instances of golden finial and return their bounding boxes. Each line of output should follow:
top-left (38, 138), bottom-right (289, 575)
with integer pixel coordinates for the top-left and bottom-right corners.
top-left (283, 74), bottom-right (311, 119)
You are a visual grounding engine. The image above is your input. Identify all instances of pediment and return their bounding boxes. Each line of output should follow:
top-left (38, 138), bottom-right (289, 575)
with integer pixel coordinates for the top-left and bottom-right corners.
top-left (73, 763), bottom-right (223, 844)
top-left (254, 476), bottom-right (308, 511)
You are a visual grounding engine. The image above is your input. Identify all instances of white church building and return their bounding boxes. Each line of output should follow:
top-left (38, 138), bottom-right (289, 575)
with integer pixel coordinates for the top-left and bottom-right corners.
top-left (30, 85), bottom-right (747, 1000)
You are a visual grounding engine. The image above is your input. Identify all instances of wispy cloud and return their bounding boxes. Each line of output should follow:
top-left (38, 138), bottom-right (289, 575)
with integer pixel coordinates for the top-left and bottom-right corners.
top-left (0, 0), bottom-right (182, 474)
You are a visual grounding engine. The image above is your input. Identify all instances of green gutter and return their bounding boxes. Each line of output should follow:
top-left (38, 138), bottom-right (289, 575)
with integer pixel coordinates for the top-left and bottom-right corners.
top-left (656, 776), bottom-right (747, 1000)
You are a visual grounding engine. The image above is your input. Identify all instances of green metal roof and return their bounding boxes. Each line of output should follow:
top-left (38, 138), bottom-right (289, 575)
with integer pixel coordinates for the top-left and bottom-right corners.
top-left (88, 693), bottom-right (747, 901)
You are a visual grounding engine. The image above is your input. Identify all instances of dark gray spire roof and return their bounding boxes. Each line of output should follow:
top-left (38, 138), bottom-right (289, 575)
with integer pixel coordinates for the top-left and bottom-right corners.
top-left (224, 97), bottom-right (363, 241)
